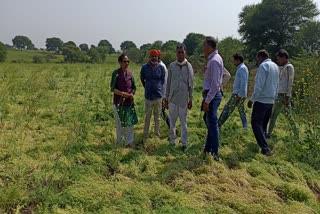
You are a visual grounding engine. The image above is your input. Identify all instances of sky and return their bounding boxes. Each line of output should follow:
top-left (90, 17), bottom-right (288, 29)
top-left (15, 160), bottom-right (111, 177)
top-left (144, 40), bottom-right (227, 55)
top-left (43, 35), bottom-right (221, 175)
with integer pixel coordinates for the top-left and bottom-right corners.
top-left (1, 0), bottom-right (320, 50)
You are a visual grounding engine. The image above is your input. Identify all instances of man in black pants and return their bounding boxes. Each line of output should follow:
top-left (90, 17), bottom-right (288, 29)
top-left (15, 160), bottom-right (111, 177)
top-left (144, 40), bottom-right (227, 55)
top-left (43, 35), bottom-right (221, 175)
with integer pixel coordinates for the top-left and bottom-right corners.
top-left (248, 50), bottom-right (279, 156)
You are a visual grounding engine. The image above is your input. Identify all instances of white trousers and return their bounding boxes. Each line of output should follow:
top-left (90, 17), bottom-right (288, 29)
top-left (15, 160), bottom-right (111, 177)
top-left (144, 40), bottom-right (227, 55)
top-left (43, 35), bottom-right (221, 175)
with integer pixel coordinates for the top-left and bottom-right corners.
top-left (113, 105), bottom-right (134, 145)
top-left (169, 102), bottom-right (188, 145)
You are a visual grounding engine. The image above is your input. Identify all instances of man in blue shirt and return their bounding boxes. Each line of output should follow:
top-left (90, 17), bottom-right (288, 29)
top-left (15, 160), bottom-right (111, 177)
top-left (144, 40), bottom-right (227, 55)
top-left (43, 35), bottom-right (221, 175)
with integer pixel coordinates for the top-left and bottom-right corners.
top-left (218, 53), bottom-right (249, 129)
top-left (140, 49), bottom-right (166, 138)
top-left (248, 50), bottom-right (279, 156)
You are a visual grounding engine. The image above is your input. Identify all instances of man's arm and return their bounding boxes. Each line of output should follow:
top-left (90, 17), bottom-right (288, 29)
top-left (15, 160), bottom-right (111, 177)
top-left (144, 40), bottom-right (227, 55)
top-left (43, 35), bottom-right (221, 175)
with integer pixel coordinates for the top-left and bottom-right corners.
top-left (250, 65), bottom-right (266, 102)
top-left (165, 64), bottom-right (172, 99)
top-left (161, 65), bottom-right (167, 98)
top-left (287, 65), bottom-right (294, 98)
top-left (188, 63), bottom-right (195, 101)
top-left (238, 67), bottom-right (248, 98)
top-left (222, 67), bottom-right (231, 88)
top-left (140, 66), bottom-right (145, 88)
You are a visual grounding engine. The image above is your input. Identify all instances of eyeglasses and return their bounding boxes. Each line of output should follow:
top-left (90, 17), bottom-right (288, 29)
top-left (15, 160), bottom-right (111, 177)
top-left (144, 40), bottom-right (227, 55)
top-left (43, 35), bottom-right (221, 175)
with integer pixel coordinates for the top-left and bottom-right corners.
top-left (122, 60), bottom-right (130, 64)
top-left (177, 51), bottom-right (185, 54)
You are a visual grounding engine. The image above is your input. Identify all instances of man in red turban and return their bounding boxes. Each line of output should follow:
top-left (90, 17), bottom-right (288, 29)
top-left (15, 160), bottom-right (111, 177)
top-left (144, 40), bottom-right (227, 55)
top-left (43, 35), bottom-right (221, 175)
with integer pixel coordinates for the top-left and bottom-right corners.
top-left (140, 49), bottom-right (167, 138)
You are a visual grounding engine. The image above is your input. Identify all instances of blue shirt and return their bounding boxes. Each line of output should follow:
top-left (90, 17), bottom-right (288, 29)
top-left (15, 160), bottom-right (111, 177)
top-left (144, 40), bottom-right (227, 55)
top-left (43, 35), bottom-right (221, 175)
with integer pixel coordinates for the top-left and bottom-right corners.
top-left (250, 59), bottom-right (279, 104)
top-left (203, 50), bottom-right (224, 104)
top-left (140, 62), bottom-right (166, 100)
top-left (232, 63), bottom-right (249, 98)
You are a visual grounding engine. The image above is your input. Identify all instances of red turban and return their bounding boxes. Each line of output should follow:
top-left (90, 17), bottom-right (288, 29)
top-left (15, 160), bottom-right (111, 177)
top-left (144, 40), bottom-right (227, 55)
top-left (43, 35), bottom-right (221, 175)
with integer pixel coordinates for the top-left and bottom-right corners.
top-left (149, 49), bottom-right (159, 56)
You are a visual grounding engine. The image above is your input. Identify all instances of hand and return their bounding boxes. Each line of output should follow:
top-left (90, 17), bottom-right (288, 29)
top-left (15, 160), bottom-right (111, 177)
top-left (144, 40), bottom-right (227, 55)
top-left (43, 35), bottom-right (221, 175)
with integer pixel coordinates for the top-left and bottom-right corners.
top-left (188, 100), bottom-right (192, 109)
top-left (163, 98), bottom-right (168, 110)
top-left (235, 96), bottom-right (243, 104)
top-left (128, 93), bottom-right (134, 100)
top-left (247, 100), bottom-right (253, 109)
top-left (202, 102), bottom-right (209, 112)
top-left (284, 96), bottom-right (290, 106)
top-left (122, 92), bottom-right (129, 98)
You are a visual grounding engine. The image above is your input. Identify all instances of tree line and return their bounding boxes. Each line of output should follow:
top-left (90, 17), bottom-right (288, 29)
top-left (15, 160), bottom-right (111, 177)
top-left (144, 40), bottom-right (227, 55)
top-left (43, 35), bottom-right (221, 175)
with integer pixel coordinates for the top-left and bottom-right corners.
top-left (0, 0), bottom-right (319, 72)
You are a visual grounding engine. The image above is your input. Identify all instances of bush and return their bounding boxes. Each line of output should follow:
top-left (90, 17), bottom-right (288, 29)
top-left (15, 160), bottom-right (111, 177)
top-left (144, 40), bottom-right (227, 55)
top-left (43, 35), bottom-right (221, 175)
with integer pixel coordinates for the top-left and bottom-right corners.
top-left (32, 55), bottom-right (44, 64)
top-left (0, 42), bottom-right (7, 62)
top-left (287, 54), bottom-right (320, 169)
top-left (45, 54), bottom-right (57, 63)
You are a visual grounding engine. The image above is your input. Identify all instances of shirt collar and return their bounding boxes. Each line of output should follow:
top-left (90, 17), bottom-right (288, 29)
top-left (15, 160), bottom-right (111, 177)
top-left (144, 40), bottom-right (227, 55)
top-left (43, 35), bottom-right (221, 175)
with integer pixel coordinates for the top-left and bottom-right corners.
top-left (175, 58), bottom-right (188, 66)
top-left (262, 58), bottom-right (271, 63)
top-left (237, 63), bottom-right (244, 70)
top-left (208, 50), bottom-right (218, 60)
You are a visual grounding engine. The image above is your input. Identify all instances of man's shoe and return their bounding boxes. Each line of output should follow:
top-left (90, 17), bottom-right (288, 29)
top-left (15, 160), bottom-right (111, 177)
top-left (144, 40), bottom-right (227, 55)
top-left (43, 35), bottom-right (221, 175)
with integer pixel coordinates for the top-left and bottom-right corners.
top-left (264, 150), bottom-right (272, 156)
top-left (169, 142), bottom-right (175, 147)
top-left (213, 153), bottom-right (219, 161)
top-left (261, 149), bottom-right (272, 156)
top-left (125, 144), bottom-right (133, 148)
top-left (264, 132), bottom-right (271, 139)
top-left (182, 145), bottom-right (187, 152)
top-left (266, 133), bottom-right (271, 139)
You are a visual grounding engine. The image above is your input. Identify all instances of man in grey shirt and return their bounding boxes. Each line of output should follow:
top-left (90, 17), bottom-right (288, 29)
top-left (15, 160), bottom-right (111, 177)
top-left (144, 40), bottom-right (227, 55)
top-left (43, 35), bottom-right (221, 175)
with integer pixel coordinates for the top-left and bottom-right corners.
top-left (164, 43), bottom-right (194, 151)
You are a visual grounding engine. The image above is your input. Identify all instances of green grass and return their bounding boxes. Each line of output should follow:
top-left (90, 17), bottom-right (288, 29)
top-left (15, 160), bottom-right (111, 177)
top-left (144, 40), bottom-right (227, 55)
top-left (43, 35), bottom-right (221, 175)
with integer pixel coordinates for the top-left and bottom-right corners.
top-left (0, 52), bottom-right (319, 213)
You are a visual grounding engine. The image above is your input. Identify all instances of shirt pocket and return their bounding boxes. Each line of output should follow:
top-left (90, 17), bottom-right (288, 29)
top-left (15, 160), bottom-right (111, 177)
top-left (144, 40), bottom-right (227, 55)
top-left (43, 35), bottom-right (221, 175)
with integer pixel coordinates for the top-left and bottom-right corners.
top-left (154, 69), bottom-right (163, 80)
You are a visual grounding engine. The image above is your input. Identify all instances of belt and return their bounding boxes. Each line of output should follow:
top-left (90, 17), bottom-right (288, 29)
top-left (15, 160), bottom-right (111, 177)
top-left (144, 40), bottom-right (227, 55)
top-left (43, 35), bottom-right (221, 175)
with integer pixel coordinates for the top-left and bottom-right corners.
top-left (202, 89), bottom-right (223, 97)
top-left (202, 90), bottom-right (209, 96)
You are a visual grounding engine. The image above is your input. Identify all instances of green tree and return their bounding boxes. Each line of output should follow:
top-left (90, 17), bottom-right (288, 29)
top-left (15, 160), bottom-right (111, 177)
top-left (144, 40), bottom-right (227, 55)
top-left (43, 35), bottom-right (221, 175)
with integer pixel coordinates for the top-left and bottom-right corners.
top-left (46, 37), bottom-right (64, 52)
top-left (64, 41), bottom-right (77, 47)
top-left (125, 47), bottom-right (144, 64)
top-left (120, 41), bottom-right (137, 51)
top-left (239, 0), bottom-right (319, 59)
top-left (87, 46), bottom-right (108, 63)
top-left (98, 40), bottom-right (115, 54)
top-left (139, 43), bottom-right (152, 63)
top-left (162, 40), bottom-right (179, 52)
top-left (296, 21), bottom-right (320, 54)
top-left (0, 42), bottom-right (7, 62)
top-left (218, 37), bottom-right (245, 73)
top-left (183, 33), bottom-right (205, 56)
top-left (79, 43), bottom-right (89, 52)
top-left (97, 46), bottom-right (109, 63)
top-left (140, 43), bottom-right (152, 52)
top-left (160, 51), bottom-right (176, 66)
top-left (12, 35), bottom-right (34, 50)
top-left (88, 47), bottom-right (102, 63)
top-left (62, 45), bottom-right (88, 63)
top-left (151, 40), bottom-right (163, 50)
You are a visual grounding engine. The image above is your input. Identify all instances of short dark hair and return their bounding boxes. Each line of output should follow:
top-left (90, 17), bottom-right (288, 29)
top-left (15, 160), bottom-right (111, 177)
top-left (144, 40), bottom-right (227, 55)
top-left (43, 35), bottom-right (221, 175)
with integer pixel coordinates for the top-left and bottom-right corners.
top-left (176, 43), bottom-right (186, 51)
top-left (257, 49), bottom-right (269, 59)
top-left (276, 49), bottom-right (289, 59)
top-left (205, 36), bottom-right (217, 49)
top-left (118, 53), bottom-right (127, 63)
top-left (233, 53), bottom-right (244, 63)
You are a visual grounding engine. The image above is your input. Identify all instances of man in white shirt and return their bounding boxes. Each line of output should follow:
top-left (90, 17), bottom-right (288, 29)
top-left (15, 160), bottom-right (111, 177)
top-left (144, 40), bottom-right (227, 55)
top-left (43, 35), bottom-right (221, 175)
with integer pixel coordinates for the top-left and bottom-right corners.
top-left (164, 44), bottom-right (194, 151)
top-left (267, 49), bottom-right (298, 139)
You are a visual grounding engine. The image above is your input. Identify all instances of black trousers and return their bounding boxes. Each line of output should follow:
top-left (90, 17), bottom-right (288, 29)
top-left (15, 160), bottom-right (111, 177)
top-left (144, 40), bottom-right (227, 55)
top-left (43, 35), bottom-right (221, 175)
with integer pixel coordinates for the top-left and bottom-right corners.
top-left (251, 101), bottom-right (273, 154)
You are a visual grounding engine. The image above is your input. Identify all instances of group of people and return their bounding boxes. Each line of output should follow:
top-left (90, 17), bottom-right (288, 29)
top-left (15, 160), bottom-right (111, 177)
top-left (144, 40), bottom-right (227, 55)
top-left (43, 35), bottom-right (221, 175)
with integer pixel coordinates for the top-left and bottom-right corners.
top-left (110, 36), bottom-right (297, 160)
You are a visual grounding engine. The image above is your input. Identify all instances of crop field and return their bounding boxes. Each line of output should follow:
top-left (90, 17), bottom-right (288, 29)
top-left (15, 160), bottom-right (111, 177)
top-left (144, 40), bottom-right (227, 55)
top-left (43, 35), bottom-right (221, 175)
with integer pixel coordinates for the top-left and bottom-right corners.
top-left (0, 50), bottom-right (319, 213)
